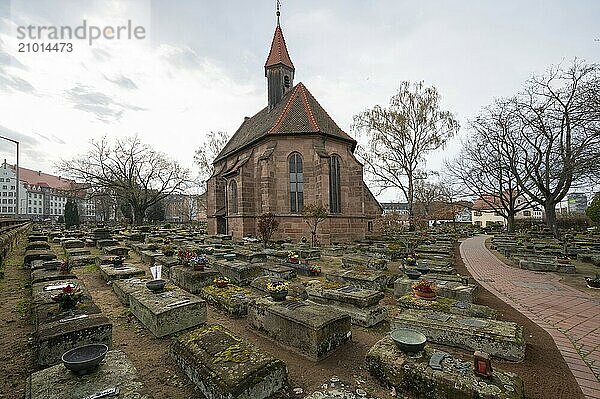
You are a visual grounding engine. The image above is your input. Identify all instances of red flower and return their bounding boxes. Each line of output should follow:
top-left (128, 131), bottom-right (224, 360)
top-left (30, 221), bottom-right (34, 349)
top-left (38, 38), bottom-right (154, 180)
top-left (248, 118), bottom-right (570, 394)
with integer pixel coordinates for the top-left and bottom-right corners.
top-left (63, 285), bottom-right (74, 294)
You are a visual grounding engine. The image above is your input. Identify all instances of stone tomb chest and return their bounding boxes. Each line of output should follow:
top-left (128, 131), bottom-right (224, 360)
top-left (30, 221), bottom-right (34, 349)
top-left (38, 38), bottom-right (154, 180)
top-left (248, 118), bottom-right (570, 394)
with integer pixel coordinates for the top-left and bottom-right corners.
top-left (26, 350), bottom-right (145, 399)
top-left (306, 283), bottom-right (386, 327)
top-left (170, 265), bottom-right (220, 294)
top-left (171, 324), bottom-right (287, 399)
top-left (248, 298), bottom-right (351, 361)
top-left (112, 278), bottom-right (149, 305)
top-left (213, 260), bottom-right (264, 285)
top-left (99, 263), bottom-right (145, 282)
top-left (129, 286), bottom-right (207, 337)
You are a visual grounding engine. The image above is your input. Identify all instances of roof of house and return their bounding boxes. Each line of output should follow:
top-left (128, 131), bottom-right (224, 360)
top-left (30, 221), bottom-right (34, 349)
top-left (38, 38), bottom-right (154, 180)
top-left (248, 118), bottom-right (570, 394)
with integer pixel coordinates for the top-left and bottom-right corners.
top-left (13, 165), bottom-right (76, 190)
top-left (472, 196), bottom-right (501, 211)
top-left (264, 24), bottom-right (294, 70)
top-left (214, 82), bottom-right (357, 162)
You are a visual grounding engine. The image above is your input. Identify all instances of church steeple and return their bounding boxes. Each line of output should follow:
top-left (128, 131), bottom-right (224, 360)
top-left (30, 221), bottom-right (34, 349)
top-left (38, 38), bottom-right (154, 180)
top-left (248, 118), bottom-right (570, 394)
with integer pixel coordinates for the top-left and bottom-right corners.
top-left (265, 2), bottom-right (295, 110)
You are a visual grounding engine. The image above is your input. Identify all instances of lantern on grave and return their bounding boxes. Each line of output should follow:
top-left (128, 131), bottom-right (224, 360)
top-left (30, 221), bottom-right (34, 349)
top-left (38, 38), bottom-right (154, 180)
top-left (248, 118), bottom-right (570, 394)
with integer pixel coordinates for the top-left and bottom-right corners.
top-left (473, 350), bottom-right (493, 379)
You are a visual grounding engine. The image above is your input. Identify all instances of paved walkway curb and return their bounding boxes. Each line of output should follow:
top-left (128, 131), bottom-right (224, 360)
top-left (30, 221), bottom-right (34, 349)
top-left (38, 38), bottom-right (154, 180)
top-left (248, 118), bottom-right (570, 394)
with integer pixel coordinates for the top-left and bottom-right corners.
top-left (460, 235), bottom-right (600, 399)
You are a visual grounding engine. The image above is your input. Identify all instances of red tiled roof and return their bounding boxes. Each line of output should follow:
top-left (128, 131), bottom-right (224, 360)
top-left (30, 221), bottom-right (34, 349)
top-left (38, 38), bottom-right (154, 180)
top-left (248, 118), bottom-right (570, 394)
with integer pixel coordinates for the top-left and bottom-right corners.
top-left (265, 25), bottom-right (294, 70)
top-left (472, 196), bottom-right (501, 211)
top-left (214, 83), bottom-right (357, 162)
top-left (13, 165), bottom-right (75, 190)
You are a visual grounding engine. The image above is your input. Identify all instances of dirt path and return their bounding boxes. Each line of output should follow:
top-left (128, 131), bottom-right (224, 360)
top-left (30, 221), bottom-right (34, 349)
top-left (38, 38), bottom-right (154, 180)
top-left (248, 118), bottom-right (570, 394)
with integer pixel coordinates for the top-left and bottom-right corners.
top-left (457, 236), bottom-right (593, 399)
top-left (0, 238), bottom-right (34, 399)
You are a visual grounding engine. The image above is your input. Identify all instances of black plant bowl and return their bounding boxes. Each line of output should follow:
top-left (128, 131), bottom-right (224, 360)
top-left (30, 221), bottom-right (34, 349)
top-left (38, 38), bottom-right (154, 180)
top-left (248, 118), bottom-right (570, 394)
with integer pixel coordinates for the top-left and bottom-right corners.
top-left (62, 343), bottom-right (108, 375)
top-left (391, 328), bottom-right (427, 353)
top-left (405, 269), bottom-right (422, 280)
top-left (415, 266), bottom-right (430, 275)
top-left (146, 279), bottom-right (167, 292)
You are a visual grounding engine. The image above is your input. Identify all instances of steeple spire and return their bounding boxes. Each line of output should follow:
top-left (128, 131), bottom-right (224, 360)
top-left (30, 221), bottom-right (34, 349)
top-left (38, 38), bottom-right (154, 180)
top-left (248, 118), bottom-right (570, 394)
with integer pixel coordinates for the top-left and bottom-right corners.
top-left (265, 1), bottom-right (295, 110)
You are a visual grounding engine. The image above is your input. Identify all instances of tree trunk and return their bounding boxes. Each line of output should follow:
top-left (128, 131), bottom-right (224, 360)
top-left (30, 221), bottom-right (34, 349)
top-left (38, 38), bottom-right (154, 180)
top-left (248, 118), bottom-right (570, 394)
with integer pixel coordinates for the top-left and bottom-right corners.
top-left (544, 202), bottom-right (559, 238)
top-left (507, 213), bottom-right (515, 233)
top-left (407, 176), bottom-right (415, 231)
top-left (133, 207), bottom-right (145, 225)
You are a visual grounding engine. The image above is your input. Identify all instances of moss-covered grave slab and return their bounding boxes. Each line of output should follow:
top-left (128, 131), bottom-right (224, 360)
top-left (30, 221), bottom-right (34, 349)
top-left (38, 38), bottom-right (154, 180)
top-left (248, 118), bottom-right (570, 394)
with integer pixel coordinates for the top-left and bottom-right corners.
top-left (62, 239), bottom-right (85, 249)
top-left (366, 337), bottom-right (524, 399)
top-left (391, 309), bottom-right (525, 361)
top-left (170, 265), bottom-right (220, 293)
top-left (342, 254), bottom-right (388, 271)
top-left (26, 350), bottom-right (146, 399)
top-left (248, 297), bottom-right (351, 361)
top-left (99, 263), bottom-right (145, 282)
top-left (26, 241), bottom-right (50, 251)
top-left (396, 295), bottom-right (498, 319)
top-left (31, 268), bottom-right (76, 285)
top-left (68, 254), bottom-right (96, 267)
top-left (213, 260), bottom-right (264, 285)
top-left (306, 283), bottom-right (386, 327)
top-left (200, 284), bottom-right (259, 318)
top-left (325, 269), bottom-right (389, 291)
top-left (112, 277), bottom-right (148, 305)
top-left (130, 286), bottom-right (207, 337)
top-left (103, 245), bottom-right (130, 256)
top-left (139, 249), bottom-right (163, 265)
top-left (233, 249), bottom-right (268, 263)
top-left (32, 280), bottom-right (90, 306)
top-left (394, 276), bottom-right (477, 303)
top-left (96, 238), bottom-right (119, 248)
top-left (65, 248), bottom-right (91, 258)
top-left (24, 249), bottom-right (57, 266)
top-left (171, 324), bottom-right (287, 399)
top-left (28, 234), bottom-right (48, 242)
top-left (259, 263), bottom-right (297, 280)
top-left (35, 311), bottom-right (112, 367)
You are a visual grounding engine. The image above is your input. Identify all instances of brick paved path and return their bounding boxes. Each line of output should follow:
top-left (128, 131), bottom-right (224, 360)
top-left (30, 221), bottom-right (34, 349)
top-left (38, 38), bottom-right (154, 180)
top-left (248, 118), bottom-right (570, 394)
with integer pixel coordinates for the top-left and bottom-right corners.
top-left (460, 235), bottom-right (600, 399)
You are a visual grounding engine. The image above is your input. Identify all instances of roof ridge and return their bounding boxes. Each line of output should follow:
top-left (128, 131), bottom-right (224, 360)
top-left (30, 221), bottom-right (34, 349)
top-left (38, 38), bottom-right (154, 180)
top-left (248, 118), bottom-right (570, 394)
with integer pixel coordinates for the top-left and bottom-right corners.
top-left (269, 84), bottom-right (301, 133)
top-left (298, 83), bottom-right (320, 131)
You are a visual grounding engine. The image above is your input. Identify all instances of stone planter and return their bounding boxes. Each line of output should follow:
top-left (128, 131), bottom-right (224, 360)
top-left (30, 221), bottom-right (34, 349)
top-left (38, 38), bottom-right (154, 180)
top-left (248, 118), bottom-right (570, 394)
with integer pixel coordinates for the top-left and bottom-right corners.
top-left (413, 289), bottom-right (436, 300)
top-left (215, 281), bottom-right (228, 288)
top-left (269, 290), bottom-right (288, 301)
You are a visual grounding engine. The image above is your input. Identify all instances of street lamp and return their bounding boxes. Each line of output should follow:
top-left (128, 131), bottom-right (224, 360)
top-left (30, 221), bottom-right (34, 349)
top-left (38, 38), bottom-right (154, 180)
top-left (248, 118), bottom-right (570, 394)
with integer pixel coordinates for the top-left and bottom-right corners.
top-left (0, 136), bottom-right (20, 218)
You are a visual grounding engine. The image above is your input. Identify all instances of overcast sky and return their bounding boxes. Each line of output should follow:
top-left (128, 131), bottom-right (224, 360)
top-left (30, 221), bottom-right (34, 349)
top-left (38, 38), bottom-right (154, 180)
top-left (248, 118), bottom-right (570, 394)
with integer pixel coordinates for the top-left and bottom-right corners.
top-left (0, 0), bottom-right (598, 201)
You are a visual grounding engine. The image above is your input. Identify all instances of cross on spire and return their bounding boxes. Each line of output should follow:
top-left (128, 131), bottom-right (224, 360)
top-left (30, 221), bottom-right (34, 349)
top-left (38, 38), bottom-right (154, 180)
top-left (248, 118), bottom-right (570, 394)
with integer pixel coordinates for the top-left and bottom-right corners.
top-left (276, 0), bottom-right (281, 26)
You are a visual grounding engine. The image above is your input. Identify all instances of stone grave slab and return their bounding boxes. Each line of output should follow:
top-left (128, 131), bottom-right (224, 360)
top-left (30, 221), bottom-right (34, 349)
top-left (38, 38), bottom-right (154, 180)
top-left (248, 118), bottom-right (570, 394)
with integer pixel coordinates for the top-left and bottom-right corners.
top-left (299, 248), bottom-right (321, 260)
top-left (171, 324), bottom-right (287, 399)
top-left (65, 248), bottom-right (91, 258)
top-left (306, 283), bottom-right (386, 327)
top-left (200, 284), bottom-right (259, 318)
top-left (391, 309), bottom-right (525, 361)
top-left (325, 269), bottom-right (389, 291)
top-left (139, 249), bottom-right (163, 265)
top-left (33, 299), bottom-right (102, 330)
top-left (518, 259), bottom-right (575, 273)
top-left (96, 238), bottom-right (119, 248)
top-left (396, 295), bottom-right (497, 319)
top-left (170, 265), bottom-right (220, 294)
top-left (28, 234), bottom-right (48, 242)
top-left (68, 254), bottom-right (96, 267)
top-left (24, 250), bottom-right (57, 265)
top-left (394, 276), bottom-right (477, 303)
top-left (26, 350), bottom-right (145, 399)
top-left (250, 276), bottom-right (308, 299)
top-left (342, 254), bottom-right (388, 271)
top-left (26, 241), bottom-right (50, 251)
top-left (234, 249), bottom-right (268, 263)
top-left (99, 263), bottom-right (145, 282)
top-left (129, 286), bottom-right (207, 337)
top-left (280, 260), bottom-right (313, 276)
top-left (30, 259), bottom-right (61, 271)
top-left (31, 268), bottom-right (76, 285)
top-left (32, 280), bottom-right (90, 306)
top-left (35, 312), bottom-right (112, 367)
top-left (366, 337), bottom-right (524, 399)
top-left (155, 256), bottom-right (179, 278)
top-left (213, 260), bottom-right (264, 285)
top-left (112, 278), bottom-right (148, 305)
top-left (248, 297), bottom-right (351, 361)
top-left (62, 239), bottom-right (84, 249)
top-left (103, 246), bottom-right (130, 256)
top-left (259, 263), bottom-right (296, 280)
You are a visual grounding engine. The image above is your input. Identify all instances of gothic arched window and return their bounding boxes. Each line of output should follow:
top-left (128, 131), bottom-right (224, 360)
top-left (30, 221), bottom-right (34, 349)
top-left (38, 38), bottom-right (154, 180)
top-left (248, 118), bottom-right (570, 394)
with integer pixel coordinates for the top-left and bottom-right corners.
top-left (229, 180), bottom-right (238, 214)
top-left (289, 153), bottom-right (304, 212)
top-left (329, 155), bottom-right (341, 213)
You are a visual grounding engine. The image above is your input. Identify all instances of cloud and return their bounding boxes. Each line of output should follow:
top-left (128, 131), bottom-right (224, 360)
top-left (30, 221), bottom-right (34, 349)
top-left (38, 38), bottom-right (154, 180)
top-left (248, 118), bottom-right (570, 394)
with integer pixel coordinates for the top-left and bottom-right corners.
top-left (0, 70), bottom-right (35, 93)
top-left (65, 84), bottom-right (146, 122)
top-left (104, 74), bottom-right (138, 90)
top-left (92, 48), bottom-right (111, 62)
top-left (161, 45), bottom-right (202, 69)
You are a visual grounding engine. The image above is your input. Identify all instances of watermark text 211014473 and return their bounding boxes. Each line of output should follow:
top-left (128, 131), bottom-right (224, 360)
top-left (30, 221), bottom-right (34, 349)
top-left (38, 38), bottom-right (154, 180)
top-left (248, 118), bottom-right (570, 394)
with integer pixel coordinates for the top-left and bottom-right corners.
top-left (16, 19), bottom-right (146, 47)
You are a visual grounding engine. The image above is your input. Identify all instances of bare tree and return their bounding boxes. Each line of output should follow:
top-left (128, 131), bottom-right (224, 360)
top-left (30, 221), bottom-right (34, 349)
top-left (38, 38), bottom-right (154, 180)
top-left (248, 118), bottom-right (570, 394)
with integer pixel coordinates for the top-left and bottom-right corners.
top-left (353, 81), bottom-right (459, 230)
top-left (58, 135), bottom-right (190, 225)
top-left (413, 179), bottom-right (445, 220)
top-left (302, 203), bottom-right (328, 247)
top-left (508, 61), bottom-right (600, 237)
top-left (194, 131), bottom-right (230, 189)
top-left (446, 100), bottom-right (533, 233)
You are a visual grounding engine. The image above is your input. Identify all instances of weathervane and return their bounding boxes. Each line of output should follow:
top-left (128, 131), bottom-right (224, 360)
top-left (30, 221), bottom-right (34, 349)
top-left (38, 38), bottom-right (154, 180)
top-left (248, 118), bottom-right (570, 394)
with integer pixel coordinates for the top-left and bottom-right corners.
top-left (276, 0), bottom-right (281, 25)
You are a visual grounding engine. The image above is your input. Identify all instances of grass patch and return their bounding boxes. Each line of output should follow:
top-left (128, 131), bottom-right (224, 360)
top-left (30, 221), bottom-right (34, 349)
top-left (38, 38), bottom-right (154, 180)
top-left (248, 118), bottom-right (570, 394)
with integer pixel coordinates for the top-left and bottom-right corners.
top-left (15, 298), bottom-right (30, 317)
top-left (84, 263), bottom-right (100, 272)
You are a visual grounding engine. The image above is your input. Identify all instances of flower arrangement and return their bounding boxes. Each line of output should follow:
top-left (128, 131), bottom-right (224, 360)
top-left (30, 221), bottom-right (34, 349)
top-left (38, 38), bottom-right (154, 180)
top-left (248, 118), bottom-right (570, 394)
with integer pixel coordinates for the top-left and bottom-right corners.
top-left (108, 256), bottom-right (124, 266)
top-left (205, 246), bottom-right (215, 255)
top-left (287, 251), bottom-right (300, 263)
top-left (213, 276), bottom-right (230, 288)
top-left (178, 250), bottom-right (197, 265)
top-left (412, 280), bottom-right (436, 299)
top-left (59, 259), bottom-right (71, 273)
top-left (266, 280), bottom-right (289, 292)
top-left (309, 264), bottom-right (321, 274)
top-left (190, 255), bottom-right (208, 270)
top-left (52, 285), bottom-right (83, 310)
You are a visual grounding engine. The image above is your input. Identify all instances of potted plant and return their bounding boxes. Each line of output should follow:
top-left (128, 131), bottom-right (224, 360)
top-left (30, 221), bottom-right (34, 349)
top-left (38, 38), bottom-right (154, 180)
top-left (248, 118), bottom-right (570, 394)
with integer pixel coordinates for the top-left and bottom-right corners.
top-left (191, 255), bottom-right (208, 271)
top-left (205, 246), bottom-right (215, 255)
top-left (52, 285), bottom-right (83, 311)
top-left (59, 259), bottom-right (71, 274)
top-left (266, 280), bottom-right (289, 301)
top-left (287, 251), bottom-right (300, 264)
top-left (308, 264), bottom-right (321, 276)
top-left (162, 244), bottom-right (175, 257)
top-left (109, 256), bottom-right (124, 266)
top-left (404, 256), bottom-right (417, 267)
top-left (178, 250), bottom-right (196, 266)
top-left (412, 280), bottom-right (437, 300)
top-left (213, 276), bottom-right (230, 288)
